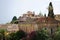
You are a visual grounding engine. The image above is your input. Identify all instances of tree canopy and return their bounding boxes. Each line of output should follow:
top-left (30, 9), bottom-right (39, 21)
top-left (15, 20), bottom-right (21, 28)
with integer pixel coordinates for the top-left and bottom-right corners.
top-left (11, 16), bottom-right (18, 24)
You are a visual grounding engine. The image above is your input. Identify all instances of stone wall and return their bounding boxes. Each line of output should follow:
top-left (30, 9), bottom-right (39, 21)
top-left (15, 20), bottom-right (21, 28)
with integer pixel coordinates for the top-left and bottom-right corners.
top-left (18, 23), bottom-right (38, 33)
top-left (0, 24), bottom-right (19, 32)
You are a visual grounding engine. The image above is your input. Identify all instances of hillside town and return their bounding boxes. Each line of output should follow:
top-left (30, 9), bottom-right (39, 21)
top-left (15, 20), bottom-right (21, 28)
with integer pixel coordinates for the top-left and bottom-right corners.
top-left (0, 2), bottom-right (60, 40)
top-left (0, 2), bottom-right (60, 33)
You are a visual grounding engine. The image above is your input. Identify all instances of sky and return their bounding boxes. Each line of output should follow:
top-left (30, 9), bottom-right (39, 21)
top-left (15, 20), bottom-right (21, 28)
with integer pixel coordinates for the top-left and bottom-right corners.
top-left (0, 0), bottom-right (60, 24)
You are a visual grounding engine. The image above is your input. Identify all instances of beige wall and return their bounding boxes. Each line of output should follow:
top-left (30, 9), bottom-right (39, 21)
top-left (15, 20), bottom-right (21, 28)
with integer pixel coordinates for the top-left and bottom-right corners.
top-left (0, 22), bottom-right (59, 34)
top-left (55, 15), bottom-right (60, 21)
top-left (0, 24), bottom-right (19, 32)
top-left (19, 23), bottom-right (38, 33)
top-left (7, 24), bottom-right (19, 32)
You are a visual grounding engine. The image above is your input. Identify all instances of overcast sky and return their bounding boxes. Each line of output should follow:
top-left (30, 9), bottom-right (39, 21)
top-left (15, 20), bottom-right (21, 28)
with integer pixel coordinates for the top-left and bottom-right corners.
top-left (0, 0), bottom-right (60, 24)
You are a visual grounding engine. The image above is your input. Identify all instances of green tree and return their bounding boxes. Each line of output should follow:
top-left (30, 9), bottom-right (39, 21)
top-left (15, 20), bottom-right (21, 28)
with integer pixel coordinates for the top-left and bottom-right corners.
top-left (48, 2), bottom-right (55, 18)
top-left (0, 29), bottom-right (6, 40)
top-left (29, 29), bottom-right (50, 40)
top-left (0, 33), bottom-right (3, 40)
top-left (15, 30), bottom-right (27, 40)
top-left (39, 12), bottom-right (43, 17)
top-left (9, 32), bottom-right (16, 40)
top-left (7, 30), bottom-right (26, 40)
top-left (36, 29), bottom-right (50, 40)
top-left (54, 27), bottom-right (60, 40)
top-left (11, 16), bottom-right (18, 24)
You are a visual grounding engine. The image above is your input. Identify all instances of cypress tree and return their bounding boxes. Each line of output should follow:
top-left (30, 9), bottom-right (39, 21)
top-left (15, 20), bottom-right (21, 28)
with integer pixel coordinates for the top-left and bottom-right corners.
top-left (48, 2), bottom-right (55, 18)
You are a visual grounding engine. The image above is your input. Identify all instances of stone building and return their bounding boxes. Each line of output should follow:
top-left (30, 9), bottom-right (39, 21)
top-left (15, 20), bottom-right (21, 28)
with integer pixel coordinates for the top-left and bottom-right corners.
top-left (18, 11), bottom-right (43, 21)
top-left (0, 24), bottom-right (19, 33)
top-left (18, 2), bottom-right (60, 34)
top-left (36, 17), bottom-right (60, 35)
top-left (7, 24), bottom-right (19, 32)
top-left (0, 24), bottom-right (7, 30)
top-left (55, 14), bottom-right (60, 21)
top-left (18, 17), bottom-right (38, 33)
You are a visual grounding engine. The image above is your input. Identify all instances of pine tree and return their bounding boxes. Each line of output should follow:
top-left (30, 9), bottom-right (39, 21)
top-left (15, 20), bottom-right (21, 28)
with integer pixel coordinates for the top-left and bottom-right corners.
top-left (48, 2), bottom-right (55, 18)
top-left (11, 16), bottom-right (17, 24)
